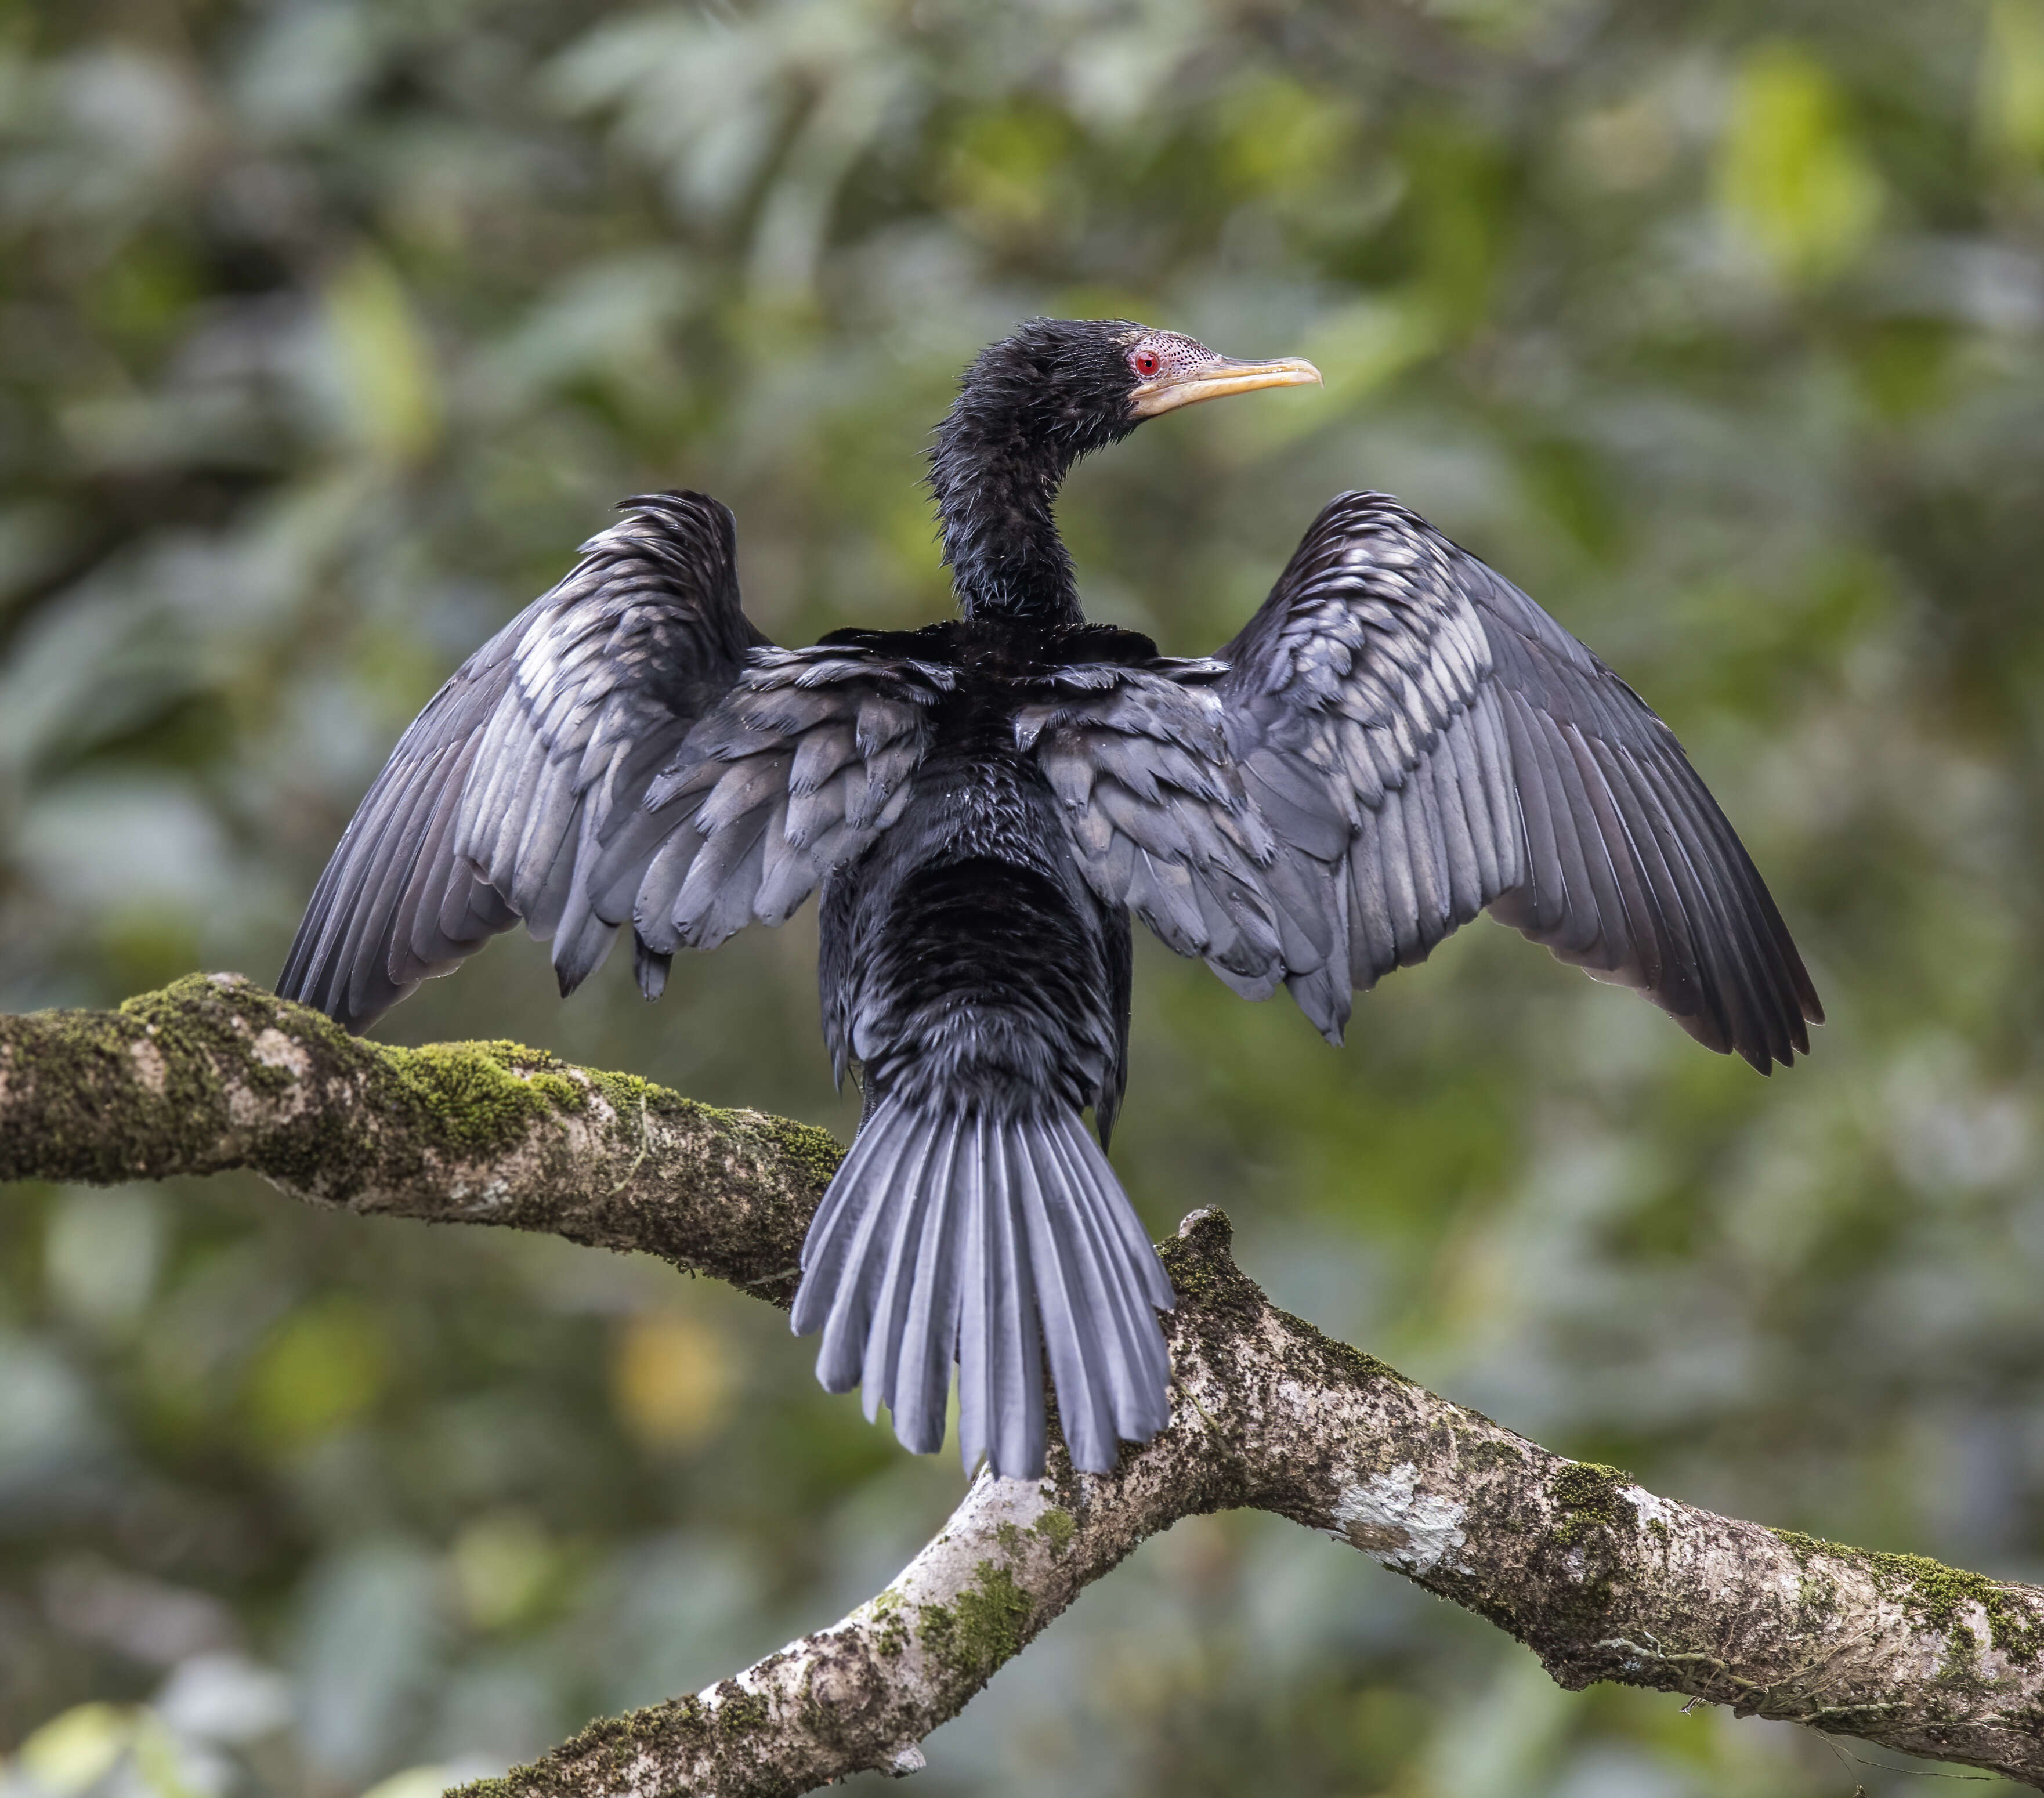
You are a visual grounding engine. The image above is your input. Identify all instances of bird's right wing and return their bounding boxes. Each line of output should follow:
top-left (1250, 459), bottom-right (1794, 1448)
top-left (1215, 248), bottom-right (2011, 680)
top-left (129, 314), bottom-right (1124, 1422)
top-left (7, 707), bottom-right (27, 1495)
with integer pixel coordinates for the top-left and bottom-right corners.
top-left (279, 491), bottom-right (765, 1030)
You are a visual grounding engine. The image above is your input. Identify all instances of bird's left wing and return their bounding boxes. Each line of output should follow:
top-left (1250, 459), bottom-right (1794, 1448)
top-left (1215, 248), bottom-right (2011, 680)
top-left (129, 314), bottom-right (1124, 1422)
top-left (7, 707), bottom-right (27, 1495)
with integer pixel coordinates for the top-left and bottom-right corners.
top-left (1025, 491), bottom-right (1820, 1072)
top-left (1213, 492), bottom-right (1819, 1068)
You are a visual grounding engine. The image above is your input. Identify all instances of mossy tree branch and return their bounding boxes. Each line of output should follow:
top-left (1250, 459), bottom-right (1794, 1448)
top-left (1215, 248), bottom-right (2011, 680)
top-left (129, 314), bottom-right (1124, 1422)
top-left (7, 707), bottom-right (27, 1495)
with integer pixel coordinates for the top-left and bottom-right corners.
top-left (0, 972), bottom-right (840, 1304)
top-left (5, 976), bottom-right (2043, 1794)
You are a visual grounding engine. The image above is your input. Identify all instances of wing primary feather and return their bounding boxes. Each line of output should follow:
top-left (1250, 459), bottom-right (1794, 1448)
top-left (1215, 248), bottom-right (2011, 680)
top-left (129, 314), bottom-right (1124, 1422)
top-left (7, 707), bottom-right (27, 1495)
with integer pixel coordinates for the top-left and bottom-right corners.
top-left (1552, 723), bottom-right (1658, 984)
top-left (339, 755), bottom-right (449, 1023)
top-left (1569, 733), bottom-right (1725, 1044)
top-left (1625, 747), bottom-right (1801, 1068)
top-left (1640, 746), bottom-right (1819, 1045)
top-left (399, 743), bottom-right (486, 973)
top-left (1496, 694), bottom-right (1571, 936)
top-left (1600, 743), bottom-right (1755, 1059)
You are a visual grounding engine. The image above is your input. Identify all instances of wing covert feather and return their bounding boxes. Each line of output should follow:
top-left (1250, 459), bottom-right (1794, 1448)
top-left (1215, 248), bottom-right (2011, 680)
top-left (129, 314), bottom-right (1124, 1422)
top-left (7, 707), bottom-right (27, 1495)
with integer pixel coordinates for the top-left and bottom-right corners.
top-left (612, 647), bottom-right (952, 960)
top-left (1014, 668), bottom-right (1285, 989)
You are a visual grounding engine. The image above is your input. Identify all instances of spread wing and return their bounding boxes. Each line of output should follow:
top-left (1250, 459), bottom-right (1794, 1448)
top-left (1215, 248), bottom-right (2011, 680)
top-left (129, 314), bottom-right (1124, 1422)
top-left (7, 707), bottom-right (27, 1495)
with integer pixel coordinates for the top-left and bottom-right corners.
top-left (1031, 491), bottom-right (1821, 1072)
top-left (279, 491), bottom-right (765, 1031)
top-left (586, 646), bottom-right (952, 994)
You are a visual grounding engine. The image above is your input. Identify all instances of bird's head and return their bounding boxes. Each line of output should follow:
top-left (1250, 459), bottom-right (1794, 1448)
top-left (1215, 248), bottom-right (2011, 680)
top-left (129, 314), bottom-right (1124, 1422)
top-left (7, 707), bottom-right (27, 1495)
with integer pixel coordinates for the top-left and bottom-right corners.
top-left (939, 317), bottom-right (1321, 466)
top-left (931, 319), bottom-right (1319, 623)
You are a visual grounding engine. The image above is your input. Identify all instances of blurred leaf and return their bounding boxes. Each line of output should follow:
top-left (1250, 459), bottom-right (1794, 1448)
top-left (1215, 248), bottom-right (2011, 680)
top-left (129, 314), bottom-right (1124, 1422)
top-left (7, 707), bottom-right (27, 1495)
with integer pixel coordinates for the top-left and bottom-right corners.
top-left (0, 1332), bottom-right (105, 1487)
top-left (126, 1713), bottom-right (216, 1798)
top-left (153, 1656), bottom-right (293, 1749)
top-left (1569, 95), bottom-right (1680, 193)
top-left (1216, 77), bottom-right (1356, 198)
top-left (1399, 119), bottom-right (1514, 327)
top-left (15, 1704), bottom-right (133, 1796)
top-left (448, 1515), bottom-right (564, 1633)
top-left (323, 251), bottom-right (443, 466)
top-left (291, 1542), bottom-right (442, 1783)
top-left (356, 1769), bottom-right (478, 1798)
top-left (44, 1186), bottom-right (164, 1336)
top-left (1981, 0), bottom-right (2044, 165)
top-left (943, 102), bottom-right (1079, 244)
top-left (1415, 1650), bottom-right (1572, 1796)
top-left (1717, 44), bottom-right (1884, 287)
top-left (244, 1298), bottom-right (390, 1452)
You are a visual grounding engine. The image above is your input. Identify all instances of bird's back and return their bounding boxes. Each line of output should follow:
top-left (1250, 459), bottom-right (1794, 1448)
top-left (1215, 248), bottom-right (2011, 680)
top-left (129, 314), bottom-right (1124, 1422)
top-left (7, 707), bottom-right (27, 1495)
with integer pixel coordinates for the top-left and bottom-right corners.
top-left (795, 621), bottom-right (1171, 1479)
top-left (817, 623), bottom-right (1134, 1128)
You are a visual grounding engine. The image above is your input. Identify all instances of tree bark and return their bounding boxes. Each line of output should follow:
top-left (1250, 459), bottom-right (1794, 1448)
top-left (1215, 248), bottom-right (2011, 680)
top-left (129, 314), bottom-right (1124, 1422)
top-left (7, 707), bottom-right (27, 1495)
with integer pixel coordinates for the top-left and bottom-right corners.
top-left (5, 975), bottom-right (2042, 1794)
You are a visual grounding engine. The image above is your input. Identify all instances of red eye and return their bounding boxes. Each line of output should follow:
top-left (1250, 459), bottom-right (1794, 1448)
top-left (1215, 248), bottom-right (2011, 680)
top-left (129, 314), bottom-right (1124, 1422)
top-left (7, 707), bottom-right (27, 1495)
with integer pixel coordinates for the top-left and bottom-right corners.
top-left (1132, 348), bottom-right (1161, 378)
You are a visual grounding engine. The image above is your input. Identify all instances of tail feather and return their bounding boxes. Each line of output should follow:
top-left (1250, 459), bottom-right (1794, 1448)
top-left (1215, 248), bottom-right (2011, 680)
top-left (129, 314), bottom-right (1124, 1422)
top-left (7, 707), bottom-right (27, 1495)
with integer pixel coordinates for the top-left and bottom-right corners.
top-left (891, 1116), bottom-right (968, 1453)
top-left (1013, 1134), bottom-right (1116, 1471)
top-left (792, 1095), bottom-right (1174, 1478)
top-left (1037, 1117), bottom-right (1173, 1438)
top-left (857, 1114), bottom-right (961, 1445)
top-left (957, 1117), bottom-right (1045, 1478)
top-left (808, 1113), bottom-right (928, 1391)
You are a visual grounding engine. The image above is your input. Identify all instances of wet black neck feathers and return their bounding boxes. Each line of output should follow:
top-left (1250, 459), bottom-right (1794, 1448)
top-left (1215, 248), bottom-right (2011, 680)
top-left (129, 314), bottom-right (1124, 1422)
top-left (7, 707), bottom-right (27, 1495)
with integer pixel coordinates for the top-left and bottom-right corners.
top-left (929, 320), bottom-right (1142, 630)
top-left (929, 409), bottom-right (1079, 628)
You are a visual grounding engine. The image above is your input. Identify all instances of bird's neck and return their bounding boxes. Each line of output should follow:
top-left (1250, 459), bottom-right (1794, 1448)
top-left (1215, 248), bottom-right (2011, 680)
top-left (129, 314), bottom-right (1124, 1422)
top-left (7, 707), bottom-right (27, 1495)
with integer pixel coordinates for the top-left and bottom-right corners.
top-left (931, 417), bottom-right (1084, 629)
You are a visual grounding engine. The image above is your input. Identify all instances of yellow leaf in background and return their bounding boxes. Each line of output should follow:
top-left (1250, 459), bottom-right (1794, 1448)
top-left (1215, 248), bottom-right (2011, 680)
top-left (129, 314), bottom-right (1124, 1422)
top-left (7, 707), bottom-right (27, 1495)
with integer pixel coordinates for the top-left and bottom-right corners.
top-left (1983, 0), bottom-right (2044, 164)
top-left (325, 248), bottom-right (443, 464)
top-left (612, 1312), bottom-right (732, 1450)
top-left (1717, 44), bottom-right (1883, 287)
top-left (16, 1703), bottom-right (135, 1795)
top-left (245, 1298), bottom-right (390, 1450)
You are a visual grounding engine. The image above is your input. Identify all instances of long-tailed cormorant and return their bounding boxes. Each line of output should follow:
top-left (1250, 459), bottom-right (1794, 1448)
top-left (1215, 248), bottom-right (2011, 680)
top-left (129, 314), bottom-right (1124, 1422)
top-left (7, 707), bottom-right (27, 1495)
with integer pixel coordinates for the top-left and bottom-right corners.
top-left (280, 318), bottom-right (1821, 1479)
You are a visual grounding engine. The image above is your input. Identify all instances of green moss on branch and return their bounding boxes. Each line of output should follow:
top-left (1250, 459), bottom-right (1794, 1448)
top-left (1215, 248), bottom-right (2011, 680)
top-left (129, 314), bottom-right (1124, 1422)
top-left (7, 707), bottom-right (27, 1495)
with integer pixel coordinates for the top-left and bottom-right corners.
top-left (12, 981), bottom-right (2044, 1796)
top-left (0, 974), bottom-right (839, 1298)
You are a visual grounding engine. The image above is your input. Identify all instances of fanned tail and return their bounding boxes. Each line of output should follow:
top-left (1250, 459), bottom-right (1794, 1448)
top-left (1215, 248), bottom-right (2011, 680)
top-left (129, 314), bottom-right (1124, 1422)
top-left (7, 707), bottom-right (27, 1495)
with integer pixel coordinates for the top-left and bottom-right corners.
top-left (791, 1096), bottom-right (1175, 1478)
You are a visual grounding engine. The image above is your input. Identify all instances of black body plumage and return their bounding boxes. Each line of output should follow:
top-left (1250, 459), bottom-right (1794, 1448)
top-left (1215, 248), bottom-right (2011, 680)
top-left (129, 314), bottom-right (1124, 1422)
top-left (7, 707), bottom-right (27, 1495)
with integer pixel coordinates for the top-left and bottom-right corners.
top-left (279, 318), bottom-right (1821, 1479)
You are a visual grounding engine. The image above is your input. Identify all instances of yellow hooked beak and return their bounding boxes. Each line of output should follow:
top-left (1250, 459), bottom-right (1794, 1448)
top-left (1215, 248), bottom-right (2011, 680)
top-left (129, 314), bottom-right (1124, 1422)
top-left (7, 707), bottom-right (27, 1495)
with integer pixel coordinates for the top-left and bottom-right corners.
top-left (1129, 354), bottom-right (1323, 419)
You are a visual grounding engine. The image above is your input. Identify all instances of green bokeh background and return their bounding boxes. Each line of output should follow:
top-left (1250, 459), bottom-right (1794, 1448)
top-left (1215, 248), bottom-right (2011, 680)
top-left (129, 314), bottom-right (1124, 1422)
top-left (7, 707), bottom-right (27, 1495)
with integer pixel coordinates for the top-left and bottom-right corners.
top-left (5, 1), bottom-right (2044, 1793)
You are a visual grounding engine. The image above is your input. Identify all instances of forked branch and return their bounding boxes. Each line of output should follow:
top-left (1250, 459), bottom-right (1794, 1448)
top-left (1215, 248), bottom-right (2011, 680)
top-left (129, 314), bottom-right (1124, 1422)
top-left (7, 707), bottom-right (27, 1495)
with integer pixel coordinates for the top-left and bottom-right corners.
top-left (3, 976), bottom-right (2041, 1794)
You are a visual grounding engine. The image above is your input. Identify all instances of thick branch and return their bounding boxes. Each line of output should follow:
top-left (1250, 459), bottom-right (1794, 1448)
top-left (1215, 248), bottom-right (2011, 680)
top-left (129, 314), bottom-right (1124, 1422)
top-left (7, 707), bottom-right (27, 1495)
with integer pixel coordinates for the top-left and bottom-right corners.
top-left (0, 973), bottom-right (840, 1303)
top-left (6, 979), bottom-right (2043, 1793)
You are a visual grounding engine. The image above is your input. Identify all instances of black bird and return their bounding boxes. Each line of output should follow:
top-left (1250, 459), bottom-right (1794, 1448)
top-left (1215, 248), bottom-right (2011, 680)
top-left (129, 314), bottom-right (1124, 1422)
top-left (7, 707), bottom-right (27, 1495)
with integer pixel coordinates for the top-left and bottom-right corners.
top-left (280, 319), bottom-right (1821, 1479)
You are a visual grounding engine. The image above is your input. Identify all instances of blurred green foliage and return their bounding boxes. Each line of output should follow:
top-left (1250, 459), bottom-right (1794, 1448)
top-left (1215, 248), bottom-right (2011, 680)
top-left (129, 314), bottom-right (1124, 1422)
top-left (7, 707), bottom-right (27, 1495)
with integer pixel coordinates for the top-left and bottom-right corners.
top-left (3, 1), bottom-right (2044, 1794)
